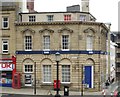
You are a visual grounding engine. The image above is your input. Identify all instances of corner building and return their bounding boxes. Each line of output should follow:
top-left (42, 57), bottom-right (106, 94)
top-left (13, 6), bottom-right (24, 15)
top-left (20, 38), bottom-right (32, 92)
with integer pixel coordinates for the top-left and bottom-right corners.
top-left (15, 12), bottom-right (109, 91)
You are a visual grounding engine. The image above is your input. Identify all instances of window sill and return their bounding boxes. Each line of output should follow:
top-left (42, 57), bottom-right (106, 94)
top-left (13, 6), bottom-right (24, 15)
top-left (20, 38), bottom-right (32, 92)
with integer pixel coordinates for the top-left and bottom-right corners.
top-left (2, 53), bottom-right (10, 55)
top-left (22, 72), bottom-right (34, 74)
top-left (24, 50), bottom-right (32, 51)
top-left (86, 49), bottom-right (93, 51)
top-left (61, 82), bottom-right (71, 84)
top-left (41, 82), bottom-right (53, 85)
top-left (43, 49), bottom-right (50, 51)
top-left (42, 82), bottom-right (52, 84)
top-left (1, 28), bottom-right (10, 30)
top-left (61, 49), bottom-right (70, 51)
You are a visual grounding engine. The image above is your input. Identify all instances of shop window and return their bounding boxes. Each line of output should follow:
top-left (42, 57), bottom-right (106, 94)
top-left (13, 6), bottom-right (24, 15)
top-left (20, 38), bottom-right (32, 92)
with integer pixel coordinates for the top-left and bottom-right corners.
top-left (43, 65), bottom-right (51, 83)
top-left (62, 65), bottom-right (70, 83)
top-left (0, 71), bottom-right (12, 85)
top-left (2, 17), bottom-right (9, 29)
top-left (2, 40), bottom-right (9, 54)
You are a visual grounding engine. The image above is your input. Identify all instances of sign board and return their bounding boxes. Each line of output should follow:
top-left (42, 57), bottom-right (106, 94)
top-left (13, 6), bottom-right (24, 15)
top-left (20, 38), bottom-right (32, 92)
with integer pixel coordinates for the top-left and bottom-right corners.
top-left (0, 63), bottom-right (14, 71)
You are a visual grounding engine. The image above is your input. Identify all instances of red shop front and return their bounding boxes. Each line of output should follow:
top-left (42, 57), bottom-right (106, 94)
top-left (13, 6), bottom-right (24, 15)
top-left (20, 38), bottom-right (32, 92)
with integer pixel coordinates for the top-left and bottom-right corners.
top-left (0, 56), bottom-right (16, 87)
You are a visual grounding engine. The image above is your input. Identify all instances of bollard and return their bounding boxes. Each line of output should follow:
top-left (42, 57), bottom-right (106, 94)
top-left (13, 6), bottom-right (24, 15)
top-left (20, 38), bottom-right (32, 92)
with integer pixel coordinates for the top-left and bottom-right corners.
top-left (103, 92), bottom-right (106, 97)
top-left (102, 89), bottom-right (106, 97)
top-left (110, 92), bottom-right (113, 97)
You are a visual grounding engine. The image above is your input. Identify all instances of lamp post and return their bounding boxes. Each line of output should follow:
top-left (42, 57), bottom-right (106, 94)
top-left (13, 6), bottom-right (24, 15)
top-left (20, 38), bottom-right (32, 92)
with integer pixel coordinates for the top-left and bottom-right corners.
top-left (34, 62), bottom-right (36, 95)
top-left (81, 64), bottom-right (84, 96)
top-left (55, 52), bottom-right (61, 97)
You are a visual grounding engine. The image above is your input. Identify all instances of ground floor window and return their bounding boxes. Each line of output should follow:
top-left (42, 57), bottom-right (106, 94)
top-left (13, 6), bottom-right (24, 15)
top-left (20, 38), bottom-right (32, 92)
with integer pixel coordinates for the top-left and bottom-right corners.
top-left (0, 71), bottom-right (12, 86)
top-left (24, 74), bottom-right (32, 86)
top-left (24, 64), bottom-right (33, 73)
top-left (62, 65), bottom-right (70, 83)
top-left (43, 65), bottom-right (51, 83)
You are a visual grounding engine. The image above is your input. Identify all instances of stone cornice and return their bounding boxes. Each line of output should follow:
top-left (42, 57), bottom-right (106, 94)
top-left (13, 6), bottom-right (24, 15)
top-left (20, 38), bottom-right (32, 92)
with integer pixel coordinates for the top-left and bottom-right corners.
top-left (15, 21), bottom-right (109, 32)
top-left (15, 21), bottom-right (102, 26)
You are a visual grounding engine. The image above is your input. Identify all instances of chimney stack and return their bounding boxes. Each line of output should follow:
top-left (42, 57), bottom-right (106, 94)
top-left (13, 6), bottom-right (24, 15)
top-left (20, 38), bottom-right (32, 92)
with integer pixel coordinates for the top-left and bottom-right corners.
top-left (81, 0), bottom-right (89, 12)
top-left (27, 0), bottom-right (35, 12)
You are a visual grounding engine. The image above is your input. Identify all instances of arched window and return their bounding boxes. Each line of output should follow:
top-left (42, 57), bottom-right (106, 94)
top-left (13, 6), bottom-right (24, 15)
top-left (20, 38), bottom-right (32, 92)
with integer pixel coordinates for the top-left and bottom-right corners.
top-left (41, 58), bottom-right (53, 83)
top-left (60, 58), bottom-right (72, 83)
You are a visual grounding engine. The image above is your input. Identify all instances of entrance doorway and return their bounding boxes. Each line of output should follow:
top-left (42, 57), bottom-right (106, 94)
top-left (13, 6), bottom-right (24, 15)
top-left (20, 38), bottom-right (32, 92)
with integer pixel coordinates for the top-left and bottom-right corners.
top-left (84, 66), bottom-right (93, 88)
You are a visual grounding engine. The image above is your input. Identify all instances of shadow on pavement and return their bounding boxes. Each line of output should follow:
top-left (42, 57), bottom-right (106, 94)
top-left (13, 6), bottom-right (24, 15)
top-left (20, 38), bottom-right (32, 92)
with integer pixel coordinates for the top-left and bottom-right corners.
top-left (1, 94), bottom-right (113, 97)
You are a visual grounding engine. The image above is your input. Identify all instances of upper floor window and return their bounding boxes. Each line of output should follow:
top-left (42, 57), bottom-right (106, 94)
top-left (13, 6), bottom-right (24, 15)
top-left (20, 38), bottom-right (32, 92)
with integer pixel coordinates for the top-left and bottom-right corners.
top-left (2, 17), bottom-right (9, 29)
top-left (43, 65), bottom-right (51, 83)
top-left (43, 36), bottom-right (50, 50)
top-left (47, 15), bottom-right (53, 22)
top-left (2, 40), bottom-right (9, 54)
top-left (29, 15), bottom-right (36, 22)
top-left (80, 15), bottom-right (86, 21)
top-left (25, 36), bottom-right (32, 51)
top-left (62, 35), bottom-right (69, 50)
top-left (62, 65), bottom-right (70, 83)
top-left (64, 15), bottom-right (71, 21)
top-left (86, 36), bottom-right (93, 51)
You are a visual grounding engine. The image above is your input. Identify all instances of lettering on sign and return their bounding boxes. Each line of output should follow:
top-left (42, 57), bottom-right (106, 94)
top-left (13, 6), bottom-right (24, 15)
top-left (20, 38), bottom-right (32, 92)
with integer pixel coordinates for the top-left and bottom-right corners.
top-left (0, 63), bottom-right (14, 71)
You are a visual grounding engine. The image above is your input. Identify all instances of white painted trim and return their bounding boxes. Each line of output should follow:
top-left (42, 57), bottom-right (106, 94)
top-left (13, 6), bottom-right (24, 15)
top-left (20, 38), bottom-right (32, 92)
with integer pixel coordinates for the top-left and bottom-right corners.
top-left (2, 17), bottom-right (9, 29)
top-left (91, 66), bottom-right (94, 88)
top-left (61, 82), bottom-right (71, 84)
top-left (25, 84), bottom-right (32, 86)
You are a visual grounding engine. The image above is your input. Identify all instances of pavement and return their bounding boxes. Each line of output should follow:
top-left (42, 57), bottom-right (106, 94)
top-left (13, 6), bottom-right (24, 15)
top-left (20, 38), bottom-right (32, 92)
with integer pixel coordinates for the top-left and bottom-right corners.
top-left (1, 87), bottom-right (102, 96)
top-left (0, 94), bottom-right (113, 97)
top-left (0, 82), bottom-right (118, 96)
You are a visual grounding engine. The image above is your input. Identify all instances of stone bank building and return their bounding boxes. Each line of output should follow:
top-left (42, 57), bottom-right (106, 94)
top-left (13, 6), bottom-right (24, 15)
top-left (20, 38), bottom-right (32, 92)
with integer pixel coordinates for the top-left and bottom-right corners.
top-left (0, 1), bottom-right (109, 91)
top-left (15, 12), bottom-right (109, 91)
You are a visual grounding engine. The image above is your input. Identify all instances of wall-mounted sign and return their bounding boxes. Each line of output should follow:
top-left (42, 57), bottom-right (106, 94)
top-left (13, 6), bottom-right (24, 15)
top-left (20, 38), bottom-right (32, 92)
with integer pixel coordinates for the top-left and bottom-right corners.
top-left (0, 63), bottom-right (14, 71)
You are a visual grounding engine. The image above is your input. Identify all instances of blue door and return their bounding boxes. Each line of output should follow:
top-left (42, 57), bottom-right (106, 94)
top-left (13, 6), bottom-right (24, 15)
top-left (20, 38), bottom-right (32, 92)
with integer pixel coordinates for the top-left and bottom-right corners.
top-left (84, 66), bottom-right (92, 88)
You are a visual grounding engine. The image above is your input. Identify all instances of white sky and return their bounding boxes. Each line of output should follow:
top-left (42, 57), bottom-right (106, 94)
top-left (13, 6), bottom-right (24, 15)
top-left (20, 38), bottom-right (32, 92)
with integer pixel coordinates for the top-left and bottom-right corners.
top-left (34, 0), bottom-right (119, 31)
